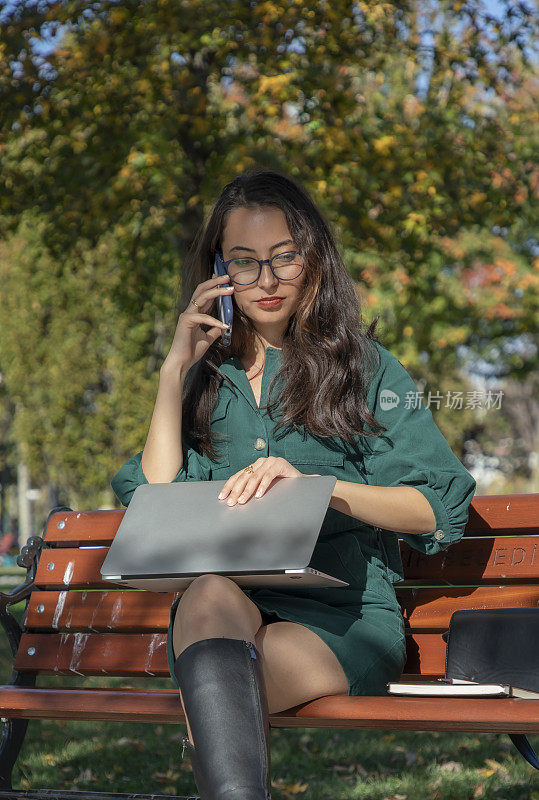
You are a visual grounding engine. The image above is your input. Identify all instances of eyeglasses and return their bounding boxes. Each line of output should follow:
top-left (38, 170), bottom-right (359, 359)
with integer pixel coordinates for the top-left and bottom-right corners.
top-left (217, 250), bottom-right (305, 285)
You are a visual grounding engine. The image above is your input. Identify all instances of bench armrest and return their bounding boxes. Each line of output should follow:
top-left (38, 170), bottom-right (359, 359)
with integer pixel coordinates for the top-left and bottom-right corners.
top-left (0, 534), bottom-right (46, 662)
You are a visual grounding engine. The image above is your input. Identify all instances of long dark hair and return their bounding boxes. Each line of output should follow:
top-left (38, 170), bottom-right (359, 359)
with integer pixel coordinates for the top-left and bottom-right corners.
top-left (175, 167), bottom-right (387, 462)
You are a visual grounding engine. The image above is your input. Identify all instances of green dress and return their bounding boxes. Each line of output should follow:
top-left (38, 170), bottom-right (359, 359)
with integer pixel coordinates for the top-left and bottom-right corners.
top-left (111, 341), bottom-right (476, 696)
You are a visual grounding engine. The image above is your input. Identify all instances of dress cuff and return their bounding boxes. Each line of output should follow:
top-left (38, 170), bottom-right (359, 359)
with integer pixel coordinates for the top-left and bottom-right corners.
top-left (405, 483), bottom-right (454, 553)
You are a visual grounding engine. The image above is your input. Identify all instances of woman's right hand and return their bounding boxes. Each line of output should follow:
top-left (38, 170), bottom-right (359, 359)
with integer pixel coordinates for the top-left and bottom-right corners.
top-left (161, 273), bottom-right (234, 374)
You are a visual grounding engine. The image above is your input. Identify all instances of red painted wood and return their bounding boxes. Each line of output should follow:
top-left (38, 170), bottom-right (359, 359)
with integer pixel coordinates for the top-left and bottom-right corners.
top-left (399, 536), bottom-right (539, 583)
top-left (42, 494), bottom-right (539, 548)
top-left (32, 536), bottom-right (539, 590)
top-left (14, 631), bottom-right (453, 678)
top-left (3, 493), bottom-right (537, 732)
top-left (24, 589), bottom-right (183, 631)
top-left (0, 686), bottom-right (537, 733)
top-left (465, 494), bottom-right (538, 535)
top-left (396, 585), bottom-right (539, 629)
top-left (24, 585), bottom-right (539, 633)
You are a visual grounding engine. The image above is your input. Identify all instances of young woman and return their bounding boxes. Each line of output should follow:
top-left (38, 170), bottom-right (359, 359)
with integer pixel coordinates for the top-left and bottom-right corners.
top-left (111, 168), bottom-right (476, 799)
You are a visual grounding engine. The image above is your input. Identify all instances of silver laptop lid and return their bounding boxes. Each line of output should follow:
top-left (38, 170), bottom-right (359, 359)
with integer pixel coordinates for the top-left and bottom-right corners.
top-left (101, 475), bottom-right (337, 578)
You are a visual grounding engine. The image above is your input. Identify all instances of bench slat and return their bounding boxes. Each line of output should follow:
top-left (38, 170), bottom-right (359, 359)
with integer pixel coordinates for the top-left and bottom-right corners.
top-left (15, 632), bottom-right (167, 678)
top-left (33, 536), bottom-right (539, 590)
top-left (0, 686), bottom-right (537, 733)
top-left (396, 585), bottom-right (539, 628)
top-left (42, 495), bottom-right (539, 547)
top-left (465, 494), bottom-right (538, 534)
top-left (14, 632), bottom-right (446, 677)
top-left (24, 586), bottom-right (539, 633)
top-left (399, 536), bottom-right (538, 583)
top-left (24, 589), bottom-right (182, 633)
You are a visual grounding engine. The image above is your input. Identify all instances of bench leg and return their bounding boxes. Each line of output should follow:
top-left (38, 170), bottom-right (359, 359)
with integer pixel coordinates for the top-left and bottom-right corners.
top-left (508, 734), bottom-right (539, 770)
top-left (0, 574), bottom-right (40, 792)
top-left (0, 675), bottom-right (36, 790)
top-left (0, 716), bottom-right (30, 790)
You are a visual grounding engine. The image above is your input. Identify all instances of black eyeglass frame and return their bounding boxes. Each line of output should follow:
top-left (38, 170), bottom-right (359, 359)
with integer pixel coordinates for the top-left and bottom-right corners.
top-left (215, 249), bottom-right (305, 285)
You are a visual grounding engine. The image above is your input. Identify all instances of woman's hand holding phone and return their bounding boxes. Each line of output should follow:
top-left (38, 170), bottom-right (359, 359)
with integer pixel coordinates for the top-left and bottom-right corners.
top-left (161, 274), bottom-right (234, 375)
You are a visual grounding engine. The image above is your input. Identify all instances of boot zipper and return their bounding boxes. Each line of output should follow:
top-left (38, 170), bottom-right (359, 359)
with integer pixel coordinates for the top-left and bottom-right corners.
top-left (181, 735), bottom-right (188, 759)
top-left (245, 640), bottom-right (269, 795)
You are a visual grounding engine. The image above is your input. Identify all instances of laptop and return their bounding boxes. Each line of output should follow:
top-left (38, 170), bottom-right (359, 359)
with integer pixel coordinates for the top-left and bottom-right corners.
top-left (100, 476), bottom-right (349, 592)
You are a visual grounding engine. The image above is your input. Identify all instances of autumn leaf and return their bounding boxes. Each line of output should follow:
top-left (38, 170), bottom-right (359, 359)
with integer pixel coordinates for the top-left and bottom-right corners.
top-left (271, 777), bottom-right (308, 795)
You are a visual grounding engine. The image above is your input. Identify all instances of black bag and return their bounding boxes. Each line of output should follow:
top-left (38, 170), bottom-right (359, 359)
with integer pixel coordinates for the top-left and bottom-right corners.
top-left (442, 607), bottom-right (539, 769)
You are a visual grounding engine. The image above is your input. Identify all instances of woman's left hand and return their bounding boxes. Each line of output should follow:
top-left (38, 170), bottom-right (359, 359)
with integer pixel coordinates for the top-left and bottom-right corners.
top-left (217, 457), bottom-right (305, 506)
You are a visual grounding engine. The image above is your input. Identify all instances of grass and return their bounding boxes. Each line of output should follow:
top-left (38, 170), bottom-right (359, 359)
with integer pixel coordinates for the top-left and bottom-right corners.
top-left (0, 567), bottom-right (537, 800)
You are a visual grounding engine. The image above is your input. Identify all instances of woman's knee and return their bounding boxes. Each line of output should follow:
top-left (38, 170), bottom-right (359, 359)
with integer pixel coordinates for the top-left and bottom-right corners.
top-left (175, 573), bottom-right (262, 630)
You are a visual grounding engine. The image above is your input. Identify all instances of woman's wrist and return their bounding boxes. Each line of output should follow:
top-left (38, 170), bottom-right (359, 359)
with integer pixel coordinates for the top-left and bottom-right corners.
top-left (160, 357), bottom-right (190, 383)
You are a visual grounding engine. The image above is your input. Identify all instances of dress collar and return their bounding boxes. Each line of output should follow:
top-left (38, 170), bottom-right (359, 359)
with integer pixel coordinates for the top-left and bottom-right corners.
top-left (216, 347), bottom-right (283, 412)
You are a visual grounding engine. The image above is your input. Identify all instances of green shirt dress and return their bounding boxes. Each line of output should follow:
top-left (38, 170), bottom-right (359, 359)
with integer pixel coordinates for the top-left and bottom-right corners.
top-left (111, 341), bottom-right (476, 696)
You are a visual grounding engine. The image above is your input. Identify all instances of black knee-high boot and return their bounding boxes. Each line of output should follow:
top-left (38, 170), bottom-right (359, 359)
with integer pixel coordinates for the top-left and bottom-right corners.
top-left (174, 637), bottom-right (271, 800)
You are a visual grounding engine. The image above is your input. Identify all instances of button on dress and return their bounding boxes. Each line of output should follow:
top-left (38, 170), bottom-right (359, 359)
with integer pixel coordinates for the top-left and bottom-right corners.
top-left (111, 341), bottom-right (477, 696)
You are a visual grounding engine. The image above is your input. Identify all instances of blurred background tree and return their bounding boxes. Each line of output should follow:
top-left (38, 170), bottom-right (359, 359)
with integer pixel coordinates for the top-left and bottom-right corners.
top-left (0, 0), bottom-right (537, 527)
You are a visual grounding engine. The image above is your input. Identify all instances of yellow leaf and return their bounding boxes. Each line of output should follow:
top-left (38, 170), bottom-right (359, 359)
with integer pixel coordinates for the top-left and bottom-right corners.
top-left (484, 758), bottom-right (504, 770)
top-left (271, 777), bottom-right (308, 794)
top-left (258, 74), bottom-right (294, 94)
top-left (374, 135), bottom-right (397, 156)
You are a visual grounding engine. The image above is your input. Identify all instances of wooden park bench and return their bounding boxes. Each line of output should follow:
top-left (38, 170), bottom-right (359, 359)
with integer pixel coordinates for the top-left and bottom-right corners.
top-left (0, 492), bottom-right (537, 798)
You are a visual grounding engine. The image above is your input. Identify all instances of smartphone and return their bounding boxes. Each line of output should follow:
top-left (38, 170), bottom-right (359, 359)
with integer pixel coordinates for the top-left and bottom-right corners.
top-left (213, 251), bottom-right (233, 347)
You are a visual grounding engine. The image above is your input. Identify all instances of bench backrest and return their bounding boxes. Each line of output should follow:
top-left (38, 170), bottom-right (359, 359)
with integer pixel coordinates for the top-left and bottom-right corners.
top-left (13, 494), bottom-right (539, 682)
top-left (396, 493), bottom-right (539, 677)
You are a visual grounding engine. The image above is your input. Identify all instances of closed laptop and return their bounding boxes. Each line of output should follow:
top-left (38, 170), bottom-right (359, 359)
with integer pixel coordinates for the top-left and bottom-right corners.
top-left (101, 475), bottom-right (349, 592)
